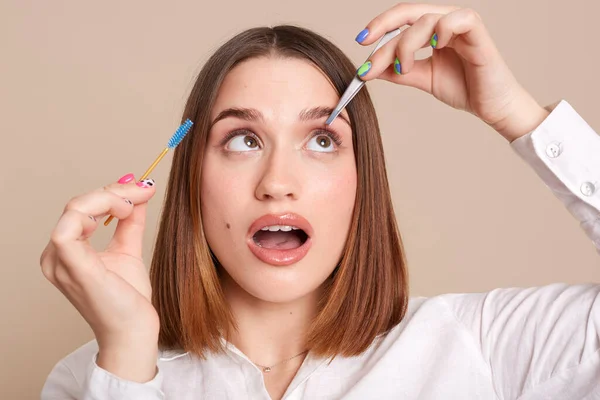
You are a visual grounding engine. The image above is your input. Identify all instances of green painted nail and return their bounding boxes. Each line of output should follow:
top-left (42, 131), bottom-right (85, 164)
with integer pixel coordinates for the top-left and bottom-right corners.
top-left (430, 33), bottom-right (438, 48)
top-left (394, 58), bottom-right (402, 75)
top-left (357, 61), bottom-right (372, 77)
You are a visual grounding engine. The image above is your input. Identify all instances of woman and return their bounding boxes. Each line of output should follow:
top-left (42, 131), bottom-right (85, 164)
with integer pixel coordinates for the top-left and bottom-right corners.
top-left (40, 3), bottom-right (600, 400)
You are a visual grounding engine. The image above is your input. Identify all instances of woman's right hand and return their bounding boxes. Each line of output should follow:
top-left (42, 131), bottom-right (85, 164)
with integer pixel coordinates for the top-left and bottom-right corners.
top-left (40, 173), bottom-right (160, 382)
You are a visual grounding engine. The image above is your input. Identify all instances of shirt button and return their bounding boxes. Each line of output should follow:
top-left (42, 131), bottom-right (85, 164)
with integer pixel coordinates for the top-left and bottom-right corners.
top-left (581, 182), bottom-right (596, 196)
top-left (545, 142), bottom-right (561, 158)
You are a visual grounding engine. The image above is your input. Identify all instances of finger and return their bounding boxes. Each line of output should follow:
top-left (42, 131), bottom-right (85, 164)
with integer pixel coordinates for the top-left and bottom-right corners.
top-left (395, 13), bottom-right (443, 75)
top-left (356, 3), bottom-right (459, 46)
top-left (41, 241), bottom-right (92, 302)
top-left (66, 178), bottom-right (156, 220)
top-left (52, 208), bottom-right (99, 245)
top-left (65, 189), bottom-right (136, 222)
top-left (108, 178), bottom-right (155, 257)
top-left (40, 242), bottom-right (58, 283)
top-left (359, 19), bottom-right (433, 81)
top-left (51, 209), bottom-right (106, 282)
top-left (109, 199), bottom-right (149, 257)
top-left (357, 33), bottom-right (402, 81)
top-left (50, 177), bottom-right (155, 272)
top-left (434, 8), bottom-right (497, 65)
top-left (377, 58), bottom-right (432, 93)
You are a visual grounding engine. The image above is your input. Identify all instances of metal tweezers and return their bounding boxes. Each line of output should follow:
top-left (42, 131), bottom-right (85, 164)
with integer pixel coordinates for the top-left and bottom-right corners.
top-left (325, 28), bottom-right (403, 126)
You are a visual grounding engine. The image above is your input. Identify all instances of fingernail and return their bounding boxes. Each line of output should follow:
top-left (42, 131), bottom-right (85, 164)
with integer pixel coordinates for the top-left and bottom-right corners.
top-left (136, 178), bottom-right (155, 188)
top-left (430, 33), bottom-right (438, 48)
top-left (118, 173), bottom-right (135, 184)
top-left (394, 58), bottom-right (402, 75)
top-left (357, 61), bottom-right (372, 78)
top-left (123, 197), bottom-right (133, 205)
top-left (355, 28), bottom-right (369, 43)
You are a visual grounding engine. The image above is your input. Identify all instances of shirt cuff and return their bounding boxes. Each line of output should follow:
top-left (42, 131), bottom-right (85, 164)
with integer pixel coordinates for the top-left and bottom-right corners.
top-left (509, 99), bottom-right (600, 254)
top-left (83, 351), bottom-right (165, 400)
top-left (510, 99), bottom-right (600, 212)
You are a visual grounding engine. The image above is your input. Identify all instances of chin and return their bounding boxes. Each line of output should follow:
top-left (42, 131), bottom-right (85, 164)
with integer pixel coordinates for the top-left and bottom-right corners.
top-left (243, 273), bottom-right (319, 304)
top-left (246, 286), bottom-right (314, 304)
top-left (223, 260), bottom-right (327, 304)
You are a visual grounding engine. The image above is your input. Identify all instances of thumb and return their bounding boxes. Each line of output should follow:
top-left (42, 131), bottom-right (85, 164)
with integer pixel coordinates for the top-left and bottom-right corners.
top-left (377, 58), bottom-right (432, 94)
top-left (108, 200), bottom-right (149, 258)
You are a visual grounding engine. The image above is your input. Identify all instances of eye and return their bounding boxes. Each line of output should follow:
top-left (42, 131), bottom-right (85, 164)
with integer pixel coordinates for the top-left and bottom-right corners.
top-left (223, 130), bottom-right (260, 152)
top-left (305, 130), bottom-right (342, 153)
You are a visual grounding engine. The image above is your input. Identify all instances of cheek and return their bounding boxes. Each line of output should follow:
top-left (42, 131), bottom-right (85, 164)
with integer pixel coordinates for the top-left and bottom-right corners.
top-left (200, 157), bottom-right (251, 236)
top-left (314, 158), bottom-right (356, 197)
top-left (317, 175), bottom-right (355, 205)
top-left (308, 163), bottom-right (357, 226)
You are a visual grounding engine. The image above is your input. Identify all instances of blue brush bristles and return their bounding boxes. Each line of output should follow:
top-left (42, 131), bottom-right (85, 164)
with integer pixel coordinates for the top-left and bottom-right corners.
top-left (167, 119), bottom-right (193, 149)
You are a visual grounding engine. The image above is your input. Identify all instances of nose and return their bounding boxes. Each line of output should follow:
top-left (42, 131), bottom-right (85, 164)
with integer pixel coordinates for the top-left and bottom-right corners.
top-left (254, 150), bottom-right (300, 202)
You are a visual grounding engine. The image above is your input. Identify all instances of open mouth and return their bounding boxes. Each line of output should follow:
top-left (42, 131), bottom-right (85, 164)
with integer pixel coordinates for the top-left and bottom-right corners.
top-left (252, 226), bottom-right (309, 250)
top-left (247, 214), bottom-right (313, 266)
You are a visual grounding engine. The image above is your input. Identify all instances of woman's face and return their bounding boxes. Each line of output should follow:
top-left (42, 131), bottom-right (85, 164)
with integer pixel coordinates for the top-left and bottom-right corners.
top-left (201, 56), bottom-right (356, 303)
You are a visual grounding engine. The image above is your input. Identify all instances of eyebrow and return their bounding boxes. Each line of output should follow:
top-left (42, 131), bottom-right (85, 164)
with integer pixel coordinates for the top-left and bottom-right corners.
top-left (210, 106), bottom-right (350, 128)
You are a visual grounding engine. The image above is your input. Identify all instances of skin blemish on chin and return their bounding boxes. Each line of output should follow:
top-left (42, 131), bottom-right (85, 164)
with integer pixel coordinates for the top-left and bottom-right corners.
top-left (226, 223), bottom-right (231, 229)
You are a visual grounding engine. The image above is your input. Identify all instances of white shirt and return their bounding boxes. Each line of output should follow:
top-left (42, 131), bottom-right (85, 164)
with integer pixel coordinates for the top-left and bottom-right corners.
top-left (41, 99), bottom-right (600, 400)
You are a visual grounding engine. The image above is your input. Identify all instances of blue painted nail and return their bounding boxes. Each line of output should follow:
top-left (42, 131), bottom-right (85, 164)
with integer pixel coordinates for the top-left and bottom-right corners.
top-left (394, 58), bottom-right (402, 75)
top-left (355, 28), bottom-right (369, 43)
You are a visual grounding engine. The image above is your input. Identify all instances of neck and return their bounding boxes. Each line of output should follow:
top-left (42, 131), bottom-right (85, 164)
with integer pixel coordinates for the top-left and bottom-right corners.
top-left (221, 272), bottom-right (321, 368)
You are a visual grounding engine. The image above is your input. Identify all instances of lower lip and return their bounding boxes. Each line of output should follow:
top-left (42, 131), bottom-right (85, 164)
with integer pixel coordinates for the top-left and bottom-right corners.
top-left (247, 236), bottom-right (312, 266)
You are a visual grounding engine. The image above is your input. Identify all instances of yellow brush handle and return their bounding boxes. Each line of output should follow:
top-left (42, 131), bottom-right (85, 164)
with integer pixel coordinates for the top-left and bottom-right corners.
top-left (103, 148), bottom-right (169, 226)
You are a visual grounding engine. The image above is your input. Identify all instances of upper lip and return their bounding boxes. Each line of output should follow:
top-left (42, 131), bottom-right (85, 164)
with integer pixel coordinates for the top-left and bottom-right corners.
top-left (247, 212), bottom-right (313, 239)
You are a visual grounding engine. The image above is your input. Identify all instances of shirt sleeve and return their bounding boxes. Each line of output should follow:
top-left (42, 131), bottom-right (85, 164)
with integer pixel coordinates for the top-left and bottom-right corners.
top-left (509, 99), bottom-right (600, 256)
top-left (41, 346), bottom-right (165, 400)
top-left (441, 100), bottom-right (600, 399)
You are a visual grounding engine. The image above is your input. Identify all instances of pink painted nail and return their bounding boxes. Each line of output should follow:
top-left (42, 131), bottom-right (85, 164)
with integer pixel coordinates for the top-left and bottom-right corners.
top-left (118, 173), bottom-right (135, 184)
top-left (136, 178), bottom-right (155, 188)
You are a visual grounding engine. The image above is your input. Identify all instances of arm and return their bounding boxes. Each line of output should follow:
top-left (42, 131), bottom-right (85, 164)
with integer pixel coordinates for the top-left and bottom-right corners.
top-left (442, 100), bottom-right (600, 399)
top-left (510, 99), bottom-right (600, 256)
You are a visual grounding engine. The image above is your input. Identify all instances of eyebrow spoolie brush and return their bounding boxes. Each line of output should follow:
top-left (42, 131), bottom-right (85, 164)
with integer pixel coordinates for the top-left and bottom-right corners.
top-left (103, 119), bottom-right (194, 226)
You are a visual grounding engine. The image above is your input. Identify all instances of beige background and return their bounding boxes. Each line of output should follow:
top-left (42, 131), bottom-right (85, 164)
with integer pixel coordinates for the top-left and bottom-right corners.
top-left (2, 0), bottom-right (599, 398)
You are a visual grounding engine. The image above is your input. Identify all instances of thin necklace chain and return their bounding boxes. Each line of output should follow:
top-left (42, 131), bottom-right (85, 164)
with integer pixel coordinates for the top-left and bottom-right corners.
top-left (252, 350), bottom-right (309, 373)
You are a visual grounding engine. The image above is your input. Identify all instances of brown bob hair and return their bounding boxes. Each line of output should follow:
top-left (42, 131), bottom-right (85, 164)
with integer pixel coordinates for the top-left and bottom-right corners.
top-left (150, 25), bottom-right (408, 360)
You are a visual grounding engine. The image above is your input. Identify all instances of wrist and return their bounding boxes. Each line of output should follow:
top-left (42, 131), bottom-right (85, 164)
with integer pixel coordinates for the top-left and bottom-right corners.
top-left (97, 336), bottom-right (159, 383)
top-left (491, 89), bottom-right (550, 143)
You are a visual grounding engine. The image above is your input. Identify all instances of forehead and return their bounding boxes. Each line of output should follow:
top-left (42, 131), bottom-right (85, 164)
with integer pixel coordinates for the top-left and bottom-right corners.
top-left (211, 56), bottom-right (341, 120)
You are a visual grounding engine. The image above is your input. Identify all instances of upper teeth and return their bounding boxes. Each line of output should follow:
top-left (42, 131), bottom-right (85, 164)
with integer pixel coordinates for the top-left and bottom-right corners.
top-left (260, 225), bottom-right (300, 232)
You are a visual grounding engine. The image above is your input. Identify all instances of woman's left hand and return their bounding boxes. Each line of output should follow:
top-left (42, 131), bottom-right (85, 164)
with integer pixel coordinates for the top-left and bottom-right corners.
top-left (355, 3), bottom-right (549, 142)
